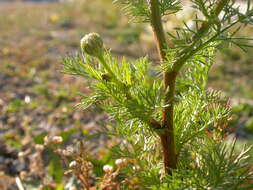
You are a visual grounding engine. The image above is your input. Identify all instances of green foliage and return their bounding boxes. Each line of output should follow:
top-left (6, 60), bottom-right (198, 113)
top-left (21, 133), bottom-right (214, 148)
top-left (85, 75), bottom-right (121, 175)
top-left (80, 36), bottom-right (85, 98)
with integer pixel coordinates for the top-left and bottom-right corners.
top-left (149, 140), bottom-right (253, 190)
top-left (113, 0), bottom-right (181, 22)
top-left (62, 52), bottom-right (163, 129)
top-left (48, 150), bottom-right (64, 184)
top-left (61, 0), bottom-right (253, 188)
top-left (6, 98), bottom-right (24, 113)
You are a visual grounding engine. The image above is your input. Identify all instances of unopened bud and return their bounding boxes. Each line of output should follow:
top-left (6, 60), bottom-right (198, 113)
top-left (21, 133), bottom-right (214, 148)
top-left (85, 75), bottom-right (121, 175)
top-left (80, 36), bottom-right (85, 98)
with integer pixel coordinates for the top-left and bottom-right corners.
top-left (63, 146), bottom-right (77, 156)
top-left (80, 33), bottom-right (104, 58)
top-left (115, 158), bottom-right (128, 167)
top-left (18, 152), bottom-right (25, 158)
top-left (35, 144), bottom-right (44, 152)
top-left (51, 136), bottom-right (63, 144)
top-left (103, 165), bottom-right (113, 173)
top-left (87, 162), bottom-right (93, 169)
top-left (69, 161), bottom-right (79, 169)
top-left (133, 165), bottom-right (140, 171)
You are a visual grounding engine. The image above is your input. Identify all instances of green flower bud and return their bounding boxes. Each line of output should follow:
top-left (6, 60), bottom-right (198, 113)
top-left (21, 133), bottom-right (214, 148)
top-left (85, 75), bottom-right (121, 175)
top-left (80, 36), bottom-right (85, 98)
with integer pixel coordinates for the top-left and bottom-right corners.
top-left (80, 33), bottom-right (104, 58)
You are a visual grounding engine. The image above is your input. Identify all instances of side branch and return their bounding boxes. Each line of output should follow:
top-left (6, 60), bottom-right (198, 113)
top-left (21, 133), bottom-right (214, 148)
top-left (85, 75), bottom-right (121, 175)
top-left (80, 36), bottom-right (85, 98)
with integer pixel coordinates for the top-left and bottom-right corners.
top-left (172, 0), bottom-right (230, 72)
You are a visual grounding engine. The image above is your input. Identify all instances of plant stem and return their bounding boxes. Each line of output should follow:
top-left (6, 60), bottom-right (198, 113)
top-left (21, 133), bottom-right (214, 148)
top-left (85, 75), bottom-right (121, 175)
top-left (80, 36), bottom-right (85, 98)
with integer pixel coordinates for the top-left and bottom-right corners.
top-left (98, 55), bottom-right (128, 88)
top-left (149, 0), bottom-right (177, 174)
top-left (98, 56), bottom-right (117, 80)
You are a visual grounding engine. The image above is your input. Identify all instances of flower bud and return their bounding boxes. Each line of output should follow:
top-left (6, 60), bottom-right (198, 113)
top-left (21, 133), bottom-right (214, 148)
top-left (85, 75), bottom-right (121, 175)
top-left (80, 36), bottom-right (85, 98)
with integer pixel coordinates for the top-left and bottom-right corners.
top-left (51, 136), bottom-right (63, 144)
top-left (115, 158), bottom-right (128, 167)
top-left (18, 152), bottom-right (25, 158)
top-left (69, 161), bottom-right (79, 169)
top-left (87, 162), bottom-right (93, 169)
top-left (132, 165), bottom-right (140, 171)
top-left (80, 33), bottom-right (104, 58)
top-left (103, 165), bottom-right (113, 173)
top-left (35, 144), bottom-right (44, 152)
top-left (62, 146), bottom-right (77, 156)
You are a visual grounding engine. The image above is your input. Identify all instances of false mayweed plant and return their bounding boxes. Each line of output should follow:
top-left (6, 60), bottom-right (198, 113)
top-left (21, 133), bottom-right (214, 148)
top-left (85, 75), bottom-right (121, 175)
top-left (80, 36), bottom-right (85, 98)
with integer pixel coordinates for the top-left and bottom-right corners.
top-left (61, 0), bottom-right (253, 189)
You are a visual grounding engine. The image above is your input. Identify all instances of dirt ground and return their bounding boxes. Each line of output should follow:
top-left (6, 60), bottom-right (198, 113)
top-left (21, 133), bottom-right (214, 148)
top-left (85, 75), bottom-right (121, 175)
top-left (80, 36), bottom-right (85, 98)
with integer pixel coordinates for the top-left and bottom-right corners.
top-left (0, 0), bottom-right (253, 189)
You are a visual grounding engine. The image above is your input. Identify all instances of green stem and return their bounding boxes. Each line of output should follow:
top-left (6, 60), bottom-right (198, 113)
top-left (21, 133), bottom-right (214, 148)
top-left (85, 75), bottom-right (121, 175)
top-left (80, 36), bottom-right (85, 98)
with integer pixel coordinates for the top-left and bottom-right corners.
top-left (149, 0), bottom-right (177, 174)
top-left (98, 55), bottom-right (117, 80)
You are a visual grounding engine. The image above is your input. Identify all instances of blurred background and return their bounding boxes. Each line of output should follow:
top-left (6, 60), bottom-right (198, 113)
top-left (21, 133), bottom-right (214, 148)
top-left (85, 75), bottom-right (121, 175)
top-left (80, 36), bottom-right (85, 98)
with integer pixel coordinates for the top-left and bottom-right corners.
top-left (0, 0), bottom-right (252, 189)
